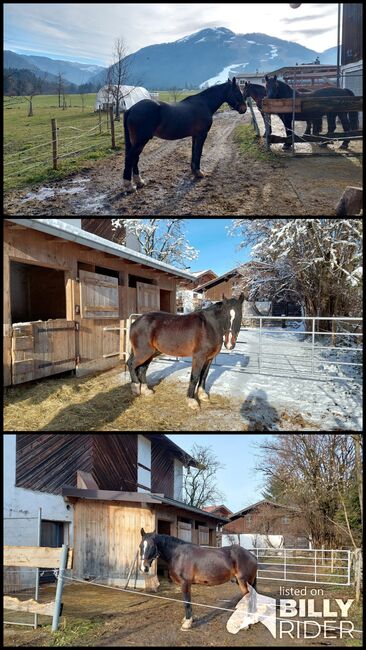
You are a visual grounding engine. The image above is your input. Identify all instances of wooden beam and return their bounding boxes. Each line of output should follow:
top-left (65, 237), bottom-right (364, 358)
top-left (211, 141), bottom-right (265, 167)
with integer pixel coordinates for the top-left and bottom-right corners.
top-left (263, 96), bottom-right (363, 114)
top-left (269, 130), bottom-right (362, 144)
top-left (4, 546), bottom-right (73, 569)
top-left (4, 596), bottom-right (55, 617)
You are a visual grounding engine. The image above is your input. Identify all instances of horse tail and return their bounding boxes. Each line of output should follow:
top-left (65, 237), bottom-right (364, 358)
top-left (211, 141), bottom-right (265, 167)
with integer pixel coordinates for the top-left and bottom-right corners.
top-left (342, 88), bottom-right (359, 130)
top-left (123, 108), bottom-right (132, 153)
top-left (349, 110), bottom-right (359, 130)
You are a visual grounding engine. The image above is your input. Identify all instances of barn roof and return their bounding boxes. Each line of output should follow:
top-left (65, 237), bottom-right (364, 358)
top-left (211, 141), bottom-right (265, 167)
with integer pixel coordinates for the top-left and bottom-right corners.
top-left (5, 219), bottom-right (196, 281)
top-left (62, 488), bottom-right (229, 523)
top-left (230, 499), bottom-right (301, 521)
top-left (195, 267), bottom-right (239, 292)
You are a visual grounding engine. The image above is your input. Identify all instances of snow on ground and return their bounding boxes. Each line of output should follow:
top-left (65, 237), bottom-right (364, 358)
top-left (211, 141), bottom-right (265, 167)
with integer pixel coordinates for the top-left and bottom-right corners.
top-left (127, 326), bottom-right (362, 431)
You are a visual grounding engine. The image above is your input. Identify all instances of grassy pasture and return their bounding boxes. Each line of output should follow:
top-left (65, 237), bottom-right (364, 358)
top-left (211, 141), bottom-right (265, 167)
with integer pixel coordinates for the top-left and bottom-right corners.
top-left (3, 90), bottom-right (196, 191)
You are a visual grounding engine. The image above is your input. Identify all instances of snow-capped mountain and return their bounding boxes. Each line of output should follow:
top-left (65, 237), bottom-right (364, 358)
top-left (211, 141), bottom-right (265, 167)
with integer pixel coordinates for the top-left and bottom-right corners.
top-left (89, 27), bottom-right (337, 90)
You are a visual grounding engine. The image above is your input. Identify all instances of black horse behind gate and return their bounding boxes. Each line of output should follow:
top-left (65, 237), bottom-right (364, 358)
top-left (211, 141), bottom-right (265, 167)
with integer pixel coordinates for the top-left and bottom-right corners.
top-left (242, 81), bottom-right (318, 137)
top-left (265, 75), bottom-right (359, 149)
top-left (122, 78), bottom-right (247, 191)
top-left (127, 294), bottom-right (244, 408)
top-left (140, 529), bottom-right (257, 631)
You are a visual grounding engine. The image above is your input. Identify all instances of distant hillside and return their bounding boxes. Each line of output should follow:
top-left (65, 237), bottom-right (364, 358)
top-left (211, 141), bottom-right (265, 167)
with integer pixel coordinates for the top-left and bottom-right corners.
top-left (4, 50), bottom-right (105, 85)
top-left (89, 27), bottom-right (337, 90)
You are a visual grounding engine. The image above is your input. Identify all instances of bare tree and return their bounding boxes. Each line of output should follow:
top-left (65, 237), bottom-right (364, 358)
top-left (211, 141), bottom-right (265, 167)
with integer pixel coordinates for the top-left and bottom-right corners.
top-left (21, 73), bottom-right (45, 116)
top-left (256, 434), bottom-right (362, 549)
top-left (107, 38), bottom-right (132, 121)
top-left (169, 86), bottom-right (184, 102)
top-left (181, 444), bottom-right (226, 509)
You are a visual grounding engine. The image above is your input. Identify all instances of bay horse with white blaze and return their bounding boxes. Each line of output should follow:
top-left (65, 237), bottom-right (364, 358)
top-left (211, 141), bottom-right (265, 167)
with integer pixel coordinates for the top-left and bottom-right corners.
top-left (127, 294), bottom-right (244, 409)
top-left (140, 529), bottom-right (257, 631)
top-left (122, 78), bottom-right (247, 191)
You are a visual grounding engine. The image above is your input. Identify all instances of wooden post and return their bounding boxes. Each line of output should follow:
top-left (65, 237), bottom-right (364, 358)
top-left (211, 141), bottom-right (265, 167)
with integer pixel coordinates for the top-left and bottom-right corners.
top-left (247, 98), bottom-right (259, 137)
top-left (99, 107), bottom-right (102, 134)
top-left (51, 544), bottom-right (69, 632)
top-left (51, 119), bottom-right (58, 169)
top-left (110, 106), bottom-right (115, 149)
top-left (291, 72), bottom-right (296, 155)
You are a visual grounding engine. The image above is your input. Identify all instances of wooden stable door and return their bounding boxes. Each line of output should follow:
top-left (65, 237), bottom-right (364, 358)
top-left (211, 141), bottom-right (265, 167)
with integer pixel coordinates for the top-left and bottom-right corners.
top-left (137, 282), bottom-right (160, 314)
top-left (11, 320), bottom-right (76, 384)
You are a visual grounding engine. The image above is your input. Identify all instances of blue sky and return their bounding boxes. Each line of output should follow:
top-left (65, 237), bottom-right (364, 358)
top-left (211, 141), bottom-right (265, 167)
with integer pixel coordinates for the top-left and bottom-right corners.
top-left (4, 4), bottom-right (339, 65)
top-left (185, 219), bottom-right (251, 276)
top-left (167, 434), bottom-right (271, 513)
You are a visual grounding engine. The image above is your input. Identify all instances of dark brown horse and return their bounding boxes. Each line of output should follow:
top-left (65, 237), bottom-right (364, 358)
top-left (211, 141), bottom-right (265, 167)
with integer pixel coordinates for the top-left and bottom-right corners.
top-left (127, 294), bottom-right (244, 409)
top-left (140, 529), bottom-right (257, 631)
top-left (265, 75), bottom-right (359, 149)
top-left (122, 78), bottom-right (247, 191)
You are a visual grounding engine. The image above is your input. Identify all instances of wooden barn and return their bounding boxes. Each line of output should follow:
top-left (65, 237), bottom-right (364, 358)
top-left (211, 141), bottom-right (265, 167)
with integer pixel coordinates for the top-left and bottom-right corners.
top-left (3, 219), bottom-right (195, 386)
top-left (8, 434), bottom-right (228, 589)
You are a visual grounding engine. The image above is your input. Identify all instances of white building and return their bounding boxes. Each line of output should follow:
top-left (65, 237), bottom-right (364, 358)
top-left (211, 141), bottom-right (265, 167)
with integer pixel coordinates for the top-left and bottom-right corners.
top-left (94, 85), bottom-right (151, 112)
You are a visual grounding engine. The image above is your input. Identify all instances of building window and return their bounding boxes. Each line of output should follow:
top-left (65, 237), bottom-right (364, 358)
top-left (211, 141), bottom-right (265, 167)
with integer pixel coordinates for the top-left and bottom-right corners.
top-left (246, 514), bottom-right (252, 524)
top-left (283, 516), bottom-right (290, 525)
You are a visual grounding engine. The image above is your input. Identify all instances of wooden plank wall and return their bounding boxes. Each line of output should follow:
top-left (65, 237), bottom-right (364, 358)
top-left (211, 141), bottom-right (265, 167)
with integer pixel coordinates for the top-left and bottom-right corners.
top-left (16, 434), bottom-right (93, 494)
top-left (4, 222), bottom-right (178, 384)
top-left (151, 441), bottom-right (174, 498)
top-left (72, 501), bottom-right (155, 580)
top-left (92, 435), bottom-right (137, 491)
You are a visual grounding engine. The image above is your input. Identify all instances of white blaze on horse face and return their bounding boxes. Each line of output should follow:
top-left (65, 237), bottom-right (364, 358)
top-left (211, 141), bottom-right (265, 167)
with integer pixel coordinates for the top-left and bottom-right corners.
top-left (227, 309), bottom-right (236, 349)
top-left (141, 540), bottom-right (147, 572)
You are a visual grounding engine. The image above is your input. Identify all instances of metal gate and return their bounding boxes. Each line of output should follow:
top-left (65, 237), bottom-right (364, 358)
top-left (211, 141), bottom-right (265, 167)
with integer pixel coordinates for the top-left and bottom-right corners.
top-left (251, 548), bottom-right (351, 586)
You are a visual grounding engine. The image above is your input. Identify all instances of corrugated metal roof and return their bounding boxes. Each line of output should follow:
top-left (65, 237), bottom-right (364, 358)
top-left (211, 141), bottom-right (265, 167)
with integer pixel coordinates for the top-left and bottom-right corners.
top-left (5, 218), bottom-right (196, 281)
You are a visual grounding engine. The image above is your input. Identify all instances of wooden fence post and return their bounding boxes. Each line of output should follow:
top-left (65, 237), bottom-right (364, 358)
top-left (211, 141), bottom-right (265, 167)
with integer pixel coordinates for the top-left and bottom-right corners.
top-left (99, 107), bottom-right (102, 134)
top-left (110, 106), bottom-right (115, 149)
top-left (51, 119), bottom-right (58, 169)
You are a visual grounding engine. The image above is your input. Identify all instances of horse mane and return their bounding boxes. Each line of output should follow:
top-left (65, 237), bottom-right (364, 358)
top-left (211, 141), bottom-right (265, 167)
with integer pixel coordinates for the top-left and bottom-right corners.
top-left (182, 82), bottom-right (228, 103)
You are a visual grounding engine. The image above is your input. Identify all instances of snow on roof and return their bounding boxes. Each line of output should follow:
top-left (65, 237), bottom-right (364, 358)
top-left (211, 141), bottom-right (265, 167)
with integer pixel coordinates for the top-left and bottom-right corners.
top-left (5, 218), bottom-right (196, 281)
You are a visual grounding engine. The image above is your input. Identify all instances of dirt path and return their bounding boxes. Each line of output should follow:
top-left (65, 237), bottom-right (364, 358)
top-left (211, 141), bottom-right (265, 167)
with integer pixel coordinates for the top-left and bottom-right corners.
top-left (4, 580), bottom-right (360, 647)
top-left (4, 111), bottom-right (362, 216)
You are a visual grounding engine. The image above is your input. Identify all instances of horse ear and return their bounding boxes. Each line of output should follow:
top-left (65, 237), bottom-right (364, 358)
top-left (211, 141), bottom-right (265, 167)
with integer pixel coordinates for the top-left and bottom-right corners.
top-left (141, 528), bottom-right (145, 537)
top-left (265, 75), bottom-right (269, 82)
top-left (274, 74), bottom-right (277, 81)
top-left (232, 76), bottom-right (236, 85)
top-left (239, 293), bottom-right (244, 304)
top-left (222, 293), bottom-right (227, 303)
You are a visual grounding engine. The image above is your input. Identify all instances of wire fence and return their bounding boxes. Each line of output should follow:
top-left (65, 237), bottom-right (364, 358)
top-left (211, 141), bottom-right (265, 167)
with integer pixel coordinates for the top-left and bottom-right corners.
top-left (4, 106), bottom-right (122, 186)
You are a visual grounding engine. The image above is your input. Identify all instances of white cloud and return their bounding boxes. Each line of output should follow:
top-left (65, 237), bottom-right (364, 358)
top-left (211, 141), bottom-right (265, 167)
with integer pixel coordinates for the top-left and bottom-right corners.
top-left (4, 3), bottom-right (339, 65)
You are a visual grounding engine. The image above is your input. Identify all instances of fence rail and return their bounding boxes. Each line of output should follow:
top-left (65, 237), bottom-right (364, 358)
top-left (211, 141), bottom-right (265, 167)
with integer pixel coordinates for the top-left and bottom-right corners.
top-left (125, 314), bottom-right (362, 382)
top-left (250, 548), bottom-right (351, 586)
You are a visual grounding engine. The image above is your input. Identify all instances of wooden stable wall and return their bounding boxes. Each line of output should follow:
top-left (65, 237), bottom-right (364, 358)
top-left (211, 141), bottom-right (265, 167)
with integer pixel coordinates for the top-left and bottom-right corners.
top-left (4, 222), bottom-right (179, 386)
top-left (71, 499), bottom-right (218, 585)
top-left (72, 500), bottom-right (156, 585)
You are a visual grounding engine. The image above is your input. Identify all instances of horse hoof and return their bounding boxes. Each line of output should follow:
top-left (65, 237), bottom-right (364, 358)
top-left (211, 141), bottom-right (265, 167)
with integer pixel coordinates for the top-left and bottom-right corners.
top-left (122, 180), bottom-right (137, 193)
top-left (181, 618), bottom-right (193, 631)
top-left (197, 387), bottom-right (210, 402)
top-left (131, 382), bottom-right (141, 396)
top-left (133, 174), bottom-right (145, 188)
top-left (140, 384), bottom-right (154, 396)
top-left (187, 398), bottom-right (199, 410)
top-left (193, 170), bottom-right (204, 179)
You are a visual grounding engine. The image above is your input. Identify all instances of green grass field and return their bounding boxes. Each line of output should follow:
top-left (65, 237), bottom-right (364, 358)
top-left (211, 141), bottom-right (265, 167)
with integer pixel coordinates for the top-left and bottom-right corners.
top-left (3, 90), bottom-right (197, 191)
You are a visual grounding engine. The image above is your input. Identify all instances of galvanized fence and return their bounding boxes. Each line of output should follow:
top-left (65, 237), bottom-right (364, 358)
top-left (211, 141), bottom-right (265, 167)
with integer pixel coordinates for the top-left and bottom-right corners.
top-left (250, 548), bottom-right (351, 586)
top-left (124, 314), bottom-right (362, 382)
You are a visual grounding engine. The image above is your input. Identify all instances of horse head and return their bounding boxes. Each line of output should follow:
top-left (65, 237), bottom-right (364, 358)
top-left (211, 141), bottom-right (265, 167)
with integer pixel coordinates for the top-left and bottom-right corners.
top-left (222, 293), bottom-right (244, 351)
top-left (242, 81), bottom-right (251, 100)
top-left (226, 77), bottom-right (247, 114)
top-left (140, 528), bottom-right (160, 574)
top-left (265, 74), bottom-right (280, 98)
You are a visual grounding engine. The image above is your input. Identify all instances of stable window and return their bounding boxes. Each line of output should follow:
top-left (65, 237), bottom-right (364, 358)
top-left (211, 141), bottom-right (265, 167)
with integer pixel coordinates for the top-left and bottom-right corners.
top-left (128, 275), bottom-right (155, 288)
top-left (10, 261), bottom-right (66, 324)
